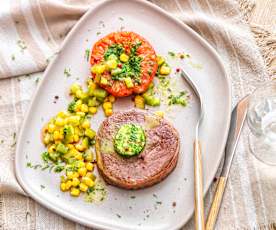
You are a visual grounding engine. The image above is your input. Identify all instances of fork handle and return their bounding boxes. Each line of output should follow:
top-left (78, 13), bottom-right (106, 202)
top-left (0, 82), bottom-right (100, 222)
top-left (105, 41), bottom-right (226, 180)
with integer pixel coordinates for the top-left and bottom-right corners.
top-left (194, 140), bottom-right (205, 230)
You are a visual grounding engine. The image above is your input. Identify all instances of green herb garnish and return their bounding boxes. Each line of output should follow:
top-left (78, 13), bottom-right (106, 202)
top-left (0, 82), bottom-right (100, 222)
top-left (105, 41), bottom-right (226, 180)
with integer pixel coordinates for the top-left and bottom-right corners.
top-left (104, 44), bottom-right (124, 60)
top-left (85, 49), bottom-right (90, 62)
top-left (168, 91), bottom-right (188, 106)
top-left (64, 68), bottom-right (71, 77)
top-left (168, 51), bottom-right (176, 57)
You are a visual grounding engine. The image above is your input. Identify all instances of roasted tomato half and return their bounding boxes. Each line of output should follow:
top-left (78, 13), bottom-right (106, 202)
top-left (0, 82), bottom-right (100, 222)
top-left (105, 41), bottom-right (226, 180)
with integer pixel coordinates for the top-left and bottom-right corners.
top-left (90, 31), bottom-right (158, 97)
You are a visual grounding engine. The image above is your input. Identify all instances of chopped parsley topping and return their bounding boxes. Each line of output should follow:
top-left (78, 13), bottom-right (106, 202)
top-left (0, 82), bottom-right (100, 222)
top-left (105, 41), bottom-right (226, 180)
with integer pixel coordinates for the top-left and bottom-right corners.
top-left (114, 124), bottom-right (146, 157)
top-left (104, 44), bottom-right (124, 60)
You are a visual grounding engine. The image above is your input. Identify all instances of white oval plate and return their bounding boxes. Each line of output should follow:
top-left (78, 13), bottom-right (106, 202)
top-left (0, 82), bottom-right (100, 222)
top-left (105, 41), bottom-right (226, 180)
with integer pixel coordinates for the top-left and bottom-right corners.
top-left (15, 0), bottom-right (231, 229)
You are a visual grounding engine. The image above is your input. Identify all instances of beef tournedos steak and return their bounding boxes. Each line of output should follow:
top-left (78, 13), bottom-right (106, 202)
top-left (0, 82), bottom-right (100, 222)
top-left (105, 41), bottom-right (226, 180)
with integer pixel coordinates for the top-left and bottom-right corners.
top-left (96, 109), bottom-right (180, 189)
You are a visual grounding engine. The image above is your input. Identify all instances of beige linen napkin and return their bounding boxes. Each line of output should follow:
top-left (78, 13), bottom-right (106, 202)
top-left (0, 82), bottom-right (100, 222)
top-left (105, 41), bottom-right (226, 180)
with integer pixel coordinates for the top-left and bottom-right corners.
top-left (0, 0), bottom-right (275, 229)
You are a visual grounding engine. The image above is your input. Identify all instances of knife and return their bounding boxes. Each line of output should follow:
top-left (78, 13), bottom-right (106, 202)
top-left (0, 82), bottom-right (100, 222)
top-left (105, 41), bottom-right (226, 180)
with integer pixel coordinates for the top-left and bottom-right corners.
top-left (206, 96), bottom-right (249, 230)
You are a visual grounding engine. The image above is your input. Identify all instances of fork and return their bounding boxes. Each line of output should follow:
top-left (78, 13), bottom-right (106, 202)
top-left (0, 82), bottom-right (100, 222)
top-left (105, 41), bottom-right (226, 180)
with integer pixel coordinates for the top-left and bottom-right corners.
top-left (181, 70), bottom-right (205, 230)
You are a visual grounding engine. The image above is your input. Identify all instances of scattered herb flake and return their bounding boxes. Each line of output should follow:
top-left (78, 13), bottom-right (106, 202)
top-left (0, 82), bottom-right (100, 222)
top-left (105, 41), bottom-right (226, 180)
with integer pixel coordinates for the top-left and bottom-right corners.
top-left (168, 91), bottom-right (188, 106)
top-left (96, 32), bottom-right (101, 36)
top-left (26, 162), bottom-right (32, 168)
top-left (168, 51), bottom-right (176, 57)
top-left (153, 194), bottom-right (157, 198)
top-left (118, 17), bottom-right (124, 21)
top-left (11, 54), bottom-right (15, 61)
top-left (99, 20), bottom-right (105, 27)
top-left (35, 78), bottom-right (39, 84)
top-left (116, 214), bottom-right (121, 218)
top-left (17, 40), bottom-right (27, 52)
top-left (130, 196), bottom-right (136, 199)
top-left (156, 201), bottom-right (162, 205)
top-left (64, 68), bottom-right (71, 77)
top-left (85, 49), bottom-right (90, 62)
top-left (40, 185), bottom-right (45, 189)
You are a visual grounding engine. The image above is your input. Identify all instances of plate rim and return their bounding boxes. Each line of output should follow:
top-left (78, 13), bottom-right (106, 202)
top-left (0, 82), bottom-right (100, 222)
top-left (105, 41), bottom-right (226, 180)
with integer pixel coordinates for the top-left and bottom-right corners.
top-left (14, 0), bottom-right (231, 229)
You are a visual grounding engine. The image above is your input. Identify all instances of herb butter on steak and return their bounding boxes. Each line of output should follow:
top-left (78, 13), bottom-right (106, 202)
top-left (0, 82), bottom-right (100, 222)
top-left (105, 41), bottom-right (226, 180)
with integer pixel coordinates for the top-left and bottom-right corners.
top-left (96, 109), bottom-right (180, 189)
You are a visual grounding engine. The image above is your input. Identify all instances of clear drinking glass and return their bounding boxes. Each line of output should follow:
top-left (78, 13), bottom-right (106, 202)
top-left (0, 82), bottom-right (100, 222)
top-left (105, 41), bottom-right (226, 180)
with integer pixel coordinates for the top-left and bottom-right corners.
top-left (247, 81), bottom-right (276, 165)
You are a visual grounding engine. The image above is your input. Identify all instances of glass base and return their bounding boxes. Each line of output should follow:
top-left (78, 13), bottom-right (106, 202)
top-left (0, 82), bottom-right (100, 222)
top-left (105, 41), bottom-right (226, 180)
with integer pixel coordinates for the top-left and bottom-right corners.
top-left (249, 132), bottom-right (276, 165)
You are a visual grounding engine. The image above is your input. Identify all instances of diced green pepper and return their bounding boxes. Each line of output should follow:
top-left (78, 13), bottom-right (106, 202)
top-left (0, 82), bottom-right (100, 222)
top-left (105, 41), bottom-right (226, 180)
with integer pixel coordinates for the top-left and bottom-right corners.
top-left (85, 128), bottom-right (96, 139)
top-left (92, 88), bottom-right (108, 99)
top-left (87, 97), bottom-right (100, 107)
top-left (56, 143), bottom-right (69, 155)
top-left (111, 68), bottom-right (122, 76)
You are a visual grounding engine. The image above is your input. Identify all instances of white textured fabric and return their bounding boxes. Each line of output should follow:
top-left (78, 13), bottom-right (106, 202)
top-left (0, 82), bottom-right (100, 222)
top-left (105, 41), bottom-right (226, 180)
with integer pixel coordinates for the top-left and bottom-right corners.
top-left (0, 0), bottom-right (275, 229)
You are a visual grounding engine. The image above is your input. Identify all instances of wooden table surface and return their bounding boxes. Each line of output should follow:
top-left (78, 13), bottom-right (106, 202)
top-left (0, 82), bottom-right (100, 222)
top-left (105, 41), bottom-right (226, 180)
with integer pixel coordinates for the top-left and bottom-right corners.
top-left (251, 0), bottom-right (276, 67)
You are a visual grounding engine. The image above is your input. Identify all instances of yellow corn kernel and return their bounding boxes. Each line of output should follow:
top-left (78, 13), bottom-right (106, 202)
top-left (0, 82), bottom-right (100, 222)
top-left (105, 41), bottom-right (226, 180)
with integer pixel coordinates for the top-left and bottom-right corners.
top-left (134, 95), bottom-right (145, 109)
top-left (48, 123), bottom-right (55, 133)
top-left (76, 144), bottom-right (85, 152)
top-left (75, 90), bottom-right (84, 99)
top-left (72, 177), bottom-right (80, 187)
top-left (86, 162), bottom-right (94, 171)
top-left (159, 65), bottom-right (171, 75)
top-left (73, 134), bottom-right (79, 142)
top-left (55, 117), bottom-right (64, 126)
top-left (53, 131), bottom-right (60, 141)
top-left (82, 176), bottom-right (95, 187)
top-left (48, 144), bottom-right (55, 153)
top-left (67, 144), bottom-right (74, 150)
top-left (120, 53), bottom-right (129, 62)
top-left (75, 152), bottom-right (83, 160)
top-left (70, 83), bottom-right (81, 95)
top-left (81, 104), bottom-right (89, 113)
top-left (87, 80), bottom-right (97, 90)
top-left (67, 116), bottom-right (80, 126)
top-left (91, 64), bottom-right (106, 75)
top-left (108, 95), bottom-right (116, 103)
top-left (57, 111), bottom-right (67, 118)
top-left (65, 180), bottom-right (72, 190)
top-left (78, 167), bottom-right (87, 177)
top-left (104, 108), bottom-right (113, 117)
top-left (86, 172), bottom-right (96, 180)
top-left (66, 171), bottom-right (74, 179)
top-left (58, 132), bottom-right (64, 140)
top-left (103, 101), bottom-right (112, 110)
top-left (81, 119), bottom-right (90, 129)
top-left (88, 107), bottom-right (98, 115)
top-left (76, 161), bottom-right (85, 168)
top-left (60, 182), bottom-right (67, 192)
top-left (76, 112), bottom-right (85, 117)
top-left (156, 55), bottom-right (165, 66)
top-left (70, 188), bottom-right (80, 197)
top-left (155, 111), bottom-right (164, 118)
top-left (84, 152), bottom-right (93, 162)
top-left (106, 59), bottom-right (117, 69)
top-left (73, 172), bottom-right (79, 178)
top-left (67, 171), bottom-right (79, 179)
top-left (60, 175), bottom-right (66, 183)
top-left (43, 134), bottom-right (51, 145)
top-left (74, 127), bottom-right (80, 136)
top-left (79, 183), bottom-right (88, 192)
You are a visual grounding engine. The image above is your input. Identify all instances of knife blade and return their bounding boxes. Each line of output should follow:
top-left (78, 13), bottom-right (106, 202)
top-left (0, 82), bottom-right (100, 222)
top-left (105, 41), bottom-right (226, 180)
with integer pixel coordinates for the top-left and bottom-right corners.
top-left (206, 96), bottom-right (249, 230)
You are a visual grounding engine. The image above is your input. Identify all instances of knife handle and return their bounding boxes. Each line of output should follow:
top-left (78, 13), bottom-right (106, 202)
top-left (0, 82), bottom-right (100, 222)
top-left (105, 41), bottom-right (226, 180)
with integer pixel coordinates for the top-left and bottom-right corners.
top-left (194, 140), bottom-right (205, 230)
top-left (206, 177), bottom-right (227, 230)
